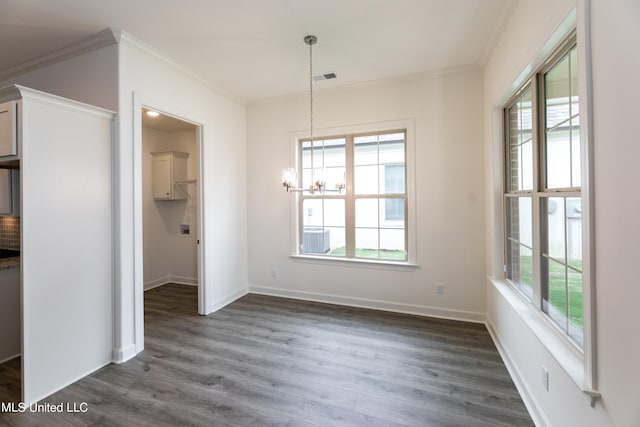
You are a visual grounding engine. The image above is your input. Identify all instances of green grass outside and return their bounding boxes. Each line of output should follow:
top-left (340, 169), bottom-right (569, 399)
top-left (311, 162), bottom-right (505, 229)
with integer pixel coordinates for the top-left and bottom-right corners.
top-left (514, 255), bottom-right (583, 330)
top-left (329, 247), bottom-right (407, 261)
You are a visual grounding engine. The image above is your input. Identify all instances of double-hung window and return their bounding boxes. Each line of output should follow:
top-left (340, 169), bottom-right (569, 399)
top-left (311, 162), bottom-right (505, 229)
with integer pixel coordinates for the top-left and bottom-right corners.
top-left (504, 35), bottom-right (586, 348)
top-left (298, 130), bottom-right (408, 262)
top-left (505, 86), bottom-right (534, 300)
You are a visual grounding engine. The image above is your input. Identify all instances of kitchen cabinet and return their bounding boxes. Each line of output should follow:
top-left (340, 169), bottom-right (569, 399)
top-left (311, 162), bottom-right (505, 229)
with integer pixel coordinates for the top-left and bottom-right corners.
top-left (0, 169), bottom-right (19, 216)
top-left (0, 101), bottom-right (18, 157)
top-left (152, 151), bottom-right (189, 200)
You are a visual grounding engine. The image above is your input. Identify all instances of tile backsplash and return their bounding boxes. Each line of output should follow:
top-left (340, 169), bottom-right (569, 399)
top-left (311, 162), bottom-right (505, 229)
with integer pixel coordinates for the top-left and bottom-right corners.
top-left (0, 216), bottom-right (20, 250)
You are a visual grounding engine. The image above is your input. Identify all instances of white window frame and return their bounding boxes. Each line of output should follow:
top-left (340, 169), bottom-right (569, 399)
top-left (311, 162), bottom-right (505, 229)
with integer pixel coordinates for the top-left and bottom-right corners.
top-left (288, 119), bottom-right (417, 268)
top-left (501, 22), bottom-right (598, 401)
top-left (506, 37), bottom-right (584, 346)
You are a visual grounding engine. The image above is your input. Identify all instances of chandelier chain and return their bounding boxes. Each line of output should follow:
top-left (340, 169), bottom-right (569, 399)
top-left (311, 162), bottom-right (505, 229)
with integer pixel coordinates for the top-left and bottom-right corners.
top-left (282, 35), bottom-right (343, 195)
top-left (309, 38), bottom-right (314, 174)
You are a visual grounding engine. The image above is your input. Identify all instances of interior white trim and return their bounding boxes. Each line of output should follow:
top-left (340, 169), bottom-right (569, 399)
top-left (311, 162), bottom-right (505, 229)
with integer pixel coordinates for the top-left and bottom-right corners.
top-left (22, 360), bottom-right (111, 406)
top-left (132, 93), bottom-right (207, 354)
top-left (501, 8), bottom-right (577, 106)
top-left (144, 276), bottom-right (170, 292)
top-left (111, 344), bottom-right (136, 364)
top-left (488, 277), bottom-right (600, 405)
top-left (477, 0), bottom-right (519, 67)
top-left (249, 285), bottom-right (485, 323)
top-left (0, 354), bottom-right (20, 365)
top-left (576, 0), bottom-right (597, 395)
top-left (4, 85), bottom-right (114, 117)
top-left (289, 254), bottom-right (418, 271)
top-left (485, 321), bottom-right (548, 427)
top-left (249, 67), bottom-right (479, 107)
top-left (144, 276), bottom-right (198, 291)
top-left (208, 288), bottom-right (249, 314)
top-left (0, 29), bottom-right (119, 82)
top-left (119, 31), bottom-right (244, 106)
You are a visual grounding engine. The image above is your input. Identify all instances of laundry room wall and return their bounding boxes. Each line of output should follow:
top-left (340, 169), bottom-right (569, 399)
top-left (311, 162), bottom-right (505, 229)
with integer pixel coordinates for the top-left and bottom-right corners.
top-left (142, 125), bottom-right (198, 289)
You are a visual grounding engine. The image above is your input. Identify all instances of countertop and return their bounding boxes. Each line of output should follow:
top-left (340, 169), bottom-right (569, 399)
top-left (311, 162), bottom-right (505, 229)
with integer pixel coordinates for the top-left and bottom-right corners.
top-left (0, 256), bottom-right (20, 270)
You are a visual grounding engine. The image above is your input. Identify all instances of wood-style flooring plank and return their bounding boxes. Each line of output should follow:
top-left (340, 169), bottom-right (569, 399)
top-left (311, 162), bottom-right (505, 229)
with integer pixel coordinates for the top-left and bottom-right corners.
top-left (0, 284), bottom-right (533, 426)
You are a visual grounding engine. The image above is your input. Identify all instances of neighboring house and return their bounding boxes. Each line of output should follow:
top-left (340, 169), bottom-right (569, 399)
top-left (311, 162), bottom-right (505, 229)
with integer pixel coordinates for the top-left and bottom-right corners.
top-left (0, 1), bottom-right (638, 426)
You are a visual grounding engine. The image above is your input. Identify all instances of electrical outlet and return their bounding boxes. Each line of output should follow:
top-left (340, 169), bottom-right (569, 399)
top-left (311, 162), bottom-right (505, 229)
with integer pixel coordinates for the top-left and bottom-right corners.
top-left (435, 282), bottom-right (445, 295)
top-left (271, 268), bottom-right (277, 279)
top-left (541, 366), bottom-right (549, 391)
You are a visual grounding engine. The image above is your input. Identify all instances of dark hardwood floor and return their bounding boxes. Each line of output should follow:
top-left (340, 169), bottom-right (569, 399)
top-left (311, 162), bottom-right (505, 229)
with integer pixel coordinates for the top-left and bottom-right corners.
top-left (0, 284), bottom-right (533, 426)
top-left (0, 358), bottom-right (19, 406)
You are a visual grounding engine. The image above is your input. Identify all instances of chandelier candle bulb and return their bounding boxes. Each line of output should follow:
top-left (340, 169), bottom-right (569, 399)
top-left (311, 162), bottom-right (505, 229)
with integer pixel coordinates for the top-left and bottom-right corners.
top-left (336, 171), bottom-right (346, 190)
top-left (282, 168), bottom-right (297, 191)
top-left (314, 169), bottom-right (325, 191)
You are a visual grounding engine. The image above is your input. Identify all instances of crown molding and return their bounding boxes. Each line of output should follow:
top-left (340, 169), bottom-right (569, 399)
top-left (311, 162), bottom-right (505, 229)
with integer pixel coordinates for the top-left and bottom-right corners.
top-left (478, 0), bottom-right (519, 67)
top-left (0, 28), bottom-right (119, 82)
top-left (118, 31), bottom-right (246, 107)
top-left (247, 63), bottom-right (481, 107)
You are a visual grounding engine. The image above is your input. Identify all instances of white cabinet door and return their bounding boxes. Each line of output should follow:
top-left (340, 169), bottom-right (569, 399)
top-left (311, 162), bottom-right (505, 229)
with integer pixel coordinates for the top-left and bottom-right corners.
top-left (0, 169), bottom-right (19, 216)
top-left (153, 154), bottom-right (172, 199)
top-left (0, 169), bottom-right (11, 214)
top-left (152, 152), bottom-right (188, 200)
top-left (0, 101), bottom-right (17, 157)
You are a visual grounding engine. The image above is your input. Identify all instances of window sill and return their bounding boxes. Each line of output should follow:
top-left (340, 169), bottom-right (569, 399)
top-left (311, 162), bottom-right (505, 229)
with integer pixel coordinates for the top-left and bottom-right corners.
top-left (289, 254), bottom-right (419, 271)
top-left (488, 277), bottom-right (600, 405)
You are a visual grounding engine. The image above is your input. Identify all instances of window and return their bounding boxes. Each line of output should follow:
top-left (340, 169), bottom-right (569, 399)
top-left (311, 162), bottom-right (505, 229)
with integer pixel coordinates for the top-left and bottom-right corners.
top-left (505, 86), bottom-right (534, 299)
top-left (504, 37), bottom-right (586, 348)
top-left (541, 44), bottom-right (583, 345)
top-left (384, 164), bottom-right (404, 221)
top-left (298, 130), bottom-right (408, 262)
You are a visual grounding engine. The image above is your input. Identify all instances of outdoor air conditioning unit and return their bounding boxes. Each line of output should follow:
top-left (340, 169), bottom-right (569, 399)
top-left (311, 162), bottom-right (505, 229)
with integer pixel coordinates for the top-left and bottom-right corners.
top-left (303, 228), bottom-right (330, 254)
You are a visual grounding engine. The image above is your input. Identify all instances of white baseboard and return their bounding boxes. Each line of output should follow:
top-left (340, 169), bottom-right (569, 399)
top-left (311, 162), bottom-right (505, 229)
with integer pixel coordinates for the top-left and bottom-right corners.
top-left (170, 276), bottom-right (198, 286)
top-left (112, 344), bottom-right (137, 364)
top-left (485, 321), bottom-right (547, 427)
top-left (248, 285), bottom-right (485, 323)
top-left (144, 275), bottom-right (198, 291)
top-left (0, 353), bottom-right (20, 365)
top-left (205, 287), bottom-right (248, 315)
top-left (24, 358), bottom-right (112, 406)
top-left (144, 276), bottom-right (168, 290)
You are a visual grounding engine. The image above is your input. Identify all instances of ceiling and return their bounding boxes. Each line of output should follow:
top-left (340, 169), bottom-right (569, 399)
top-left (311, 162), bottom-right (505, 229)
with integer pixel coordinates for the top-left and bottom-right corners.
top-left (142, 108), bottom-right (197, 132)
top-left (0, 0), bottom-right (515, 102)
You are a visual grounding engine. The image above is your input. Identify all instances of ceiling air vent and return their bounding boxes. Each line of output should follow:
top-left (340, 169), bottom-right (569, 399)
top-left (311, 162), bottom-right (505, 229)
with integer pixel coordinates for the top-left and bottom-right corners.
top-left (313, 72), bottom-right (337, 81)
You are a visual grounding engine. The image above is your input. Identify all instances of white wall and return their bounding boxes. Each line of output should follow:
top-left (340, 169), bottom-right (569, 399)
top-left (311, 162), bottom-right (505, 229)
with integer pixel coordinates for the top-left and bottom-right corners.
top-left (247, 70), bottom-right (486, 321)
top-left (0, 44), bottom-right (118, 111)
top-left (589, 0), bottom-right (640, 424)
top-left (0, 43), bottom-right (119, 401)
top-left (19, 88), bottom-right (113, 405)
top-left (0, 33), bottom-right (248, 362)
top-left (117, 34), bottom-right (248, 359)
top-left (484, 0), bottom-right (640, 425)
top-left (142, 126), bottom-right (198, 288)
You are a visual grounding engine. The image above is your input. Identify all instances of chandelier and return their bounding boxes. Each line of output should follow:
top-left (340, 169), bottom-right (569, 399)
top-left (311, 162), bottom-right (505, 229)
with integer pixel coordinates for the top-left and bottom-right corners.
top-left (282, 35), bottom-right (344, 194)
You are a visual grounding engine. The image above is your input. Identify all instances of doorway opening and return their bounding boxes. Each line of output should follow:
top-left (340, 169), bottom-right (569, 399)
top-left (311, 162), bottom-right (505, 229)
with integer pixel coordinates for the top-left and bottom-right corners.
top-left (141, 107), bottom-right (201, 325)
